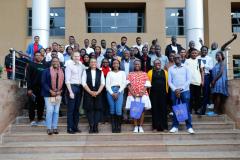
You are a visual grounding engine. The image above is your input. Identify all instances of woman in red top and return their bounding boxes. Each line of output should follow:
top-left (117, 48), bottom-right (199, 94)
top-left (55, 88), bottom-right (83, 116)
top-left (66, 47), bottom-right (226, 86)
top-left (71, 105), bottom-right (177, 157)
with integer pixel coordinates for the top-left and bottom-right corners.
top-left (125, 59), bottom-right (151, 133)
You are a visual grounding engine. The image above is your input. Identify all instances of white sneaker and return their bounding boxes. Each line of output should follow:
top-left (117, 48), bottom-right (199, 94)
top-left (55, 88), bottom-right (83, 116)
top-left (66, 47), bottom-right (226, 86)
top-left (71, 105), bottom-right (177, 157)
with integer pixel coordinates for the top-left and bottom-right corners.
top-left (133, 126), bottom-right (138, 133)
top-left (37, 120), bottom-right (46, 126)
top-left (187, 128), bottom-right (195, 134)
top-left (138, 126), bottom-right (144, 133)
top-left (30, 121), bottom-right (38, 127)
top-left (169, 127), bottom-right (178, 133)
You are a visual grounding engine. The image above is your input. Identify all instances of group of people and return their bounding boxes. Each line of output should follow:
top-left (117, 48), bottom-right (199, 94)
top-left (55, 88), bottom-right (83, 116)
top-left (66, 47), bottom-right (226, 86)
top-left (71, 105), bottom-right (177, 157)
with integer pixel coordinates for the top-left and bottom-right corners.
top-left (24, 34), bottom-right (237, 135)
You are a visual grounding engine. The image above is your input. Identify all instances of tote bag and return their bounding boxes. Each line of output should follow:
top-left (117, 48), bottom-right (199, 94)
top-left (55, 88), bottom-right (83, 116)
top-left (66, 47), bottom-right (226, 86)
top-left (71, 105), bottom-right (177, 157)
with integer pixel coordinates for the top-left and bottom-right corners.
top-left (130, 98), bottom-right (144, 119)
top-left (172, 99), bottom-right (188, 122)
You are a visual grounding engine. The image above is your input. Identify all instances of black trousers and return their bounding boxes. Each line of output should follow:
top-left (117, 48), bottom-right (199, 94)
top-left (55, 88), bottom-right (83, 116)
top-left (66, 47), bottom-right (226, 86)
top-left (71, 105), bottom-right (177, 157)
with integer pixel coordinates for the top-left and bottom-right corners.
top-left (28, 89), bottom-right (44, 121)
top-left (190, 84), bottom-right (202, 113)
top-left (86, 109), bottom-right (101, 126)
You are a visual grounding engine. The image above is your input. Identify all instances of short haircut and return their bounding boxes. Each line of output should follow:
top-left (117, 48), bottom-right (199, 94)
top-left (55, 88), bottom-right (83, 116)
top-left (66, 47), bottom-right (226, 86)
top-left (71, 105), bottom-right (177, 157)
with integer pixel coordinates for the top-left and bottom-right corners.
top-left (69, 36), bottom-right (75, 38)
top-left (136, 37), bottom-right (141, 40)
top-left (200, 46), bottom-right (209, 52)
top-left (52, 42), bottom-right (58, 45)
top-left (121, 36), bottom-right (127, 40)
top-left (34, 36), bottom-right (39, 38)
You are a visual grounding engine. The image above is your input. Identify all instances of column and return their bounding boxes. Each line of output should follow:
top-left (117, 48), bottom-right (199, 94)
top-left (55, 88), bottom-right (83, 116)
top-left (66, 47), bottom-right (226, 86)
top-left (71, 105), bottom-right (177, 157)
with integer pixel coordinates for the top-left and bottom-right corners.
top-left (32, 0), bottom-right (50, 48)
top-left (185, 0), bottom-right (204, 50)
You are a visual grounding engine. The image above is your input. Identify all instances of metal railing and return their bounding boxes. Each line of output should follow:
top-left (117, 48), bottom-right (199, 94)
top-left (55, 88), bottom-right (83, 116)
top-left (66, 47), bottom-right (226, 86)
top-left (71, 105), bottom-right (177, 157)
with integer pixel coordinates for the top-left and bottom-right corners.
top-left (7, 48), bottom-right (30, 82)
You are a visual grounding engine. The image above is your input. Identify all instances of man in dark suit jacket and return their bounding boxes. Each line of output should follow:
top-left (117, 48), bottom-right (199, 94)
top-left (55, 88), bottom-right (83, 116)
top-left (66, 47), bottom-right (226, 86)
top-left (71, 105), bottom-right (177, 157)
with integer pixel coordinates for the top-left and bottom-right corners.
top-left (120, 50), bottom-right (135, 75)
top-left (165, 36), bottom-right (182, 58)
top-left (140, 46), bottom-right (152, 73)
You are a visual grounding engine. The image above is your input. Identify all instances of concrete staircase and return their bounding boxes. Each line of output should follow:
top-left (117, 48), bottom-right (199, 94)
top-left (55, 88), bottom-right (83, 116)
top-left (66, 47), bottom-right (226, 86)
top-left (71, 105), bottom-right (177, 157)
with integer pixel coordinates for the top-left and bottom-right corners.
top-left (0, 112), bottom-right (240, 159)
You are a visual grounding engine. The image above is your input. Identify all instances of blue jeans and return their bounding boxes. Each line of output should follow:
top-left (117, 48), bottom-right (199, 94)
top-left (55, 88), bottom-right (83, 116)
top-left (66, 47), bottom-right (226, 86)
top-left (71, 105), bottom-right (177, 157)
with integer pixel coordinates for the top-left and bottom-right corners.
top-left (44, 97), bottom-right (61, 130)
top-left (107, 86), bottom-right (124, 116)
top-left (67, 85), bottom-right (82, 131)
top-left (201, 74), bottom-right (211, 114)
top-left (171, 91), bottom-right (192, 129)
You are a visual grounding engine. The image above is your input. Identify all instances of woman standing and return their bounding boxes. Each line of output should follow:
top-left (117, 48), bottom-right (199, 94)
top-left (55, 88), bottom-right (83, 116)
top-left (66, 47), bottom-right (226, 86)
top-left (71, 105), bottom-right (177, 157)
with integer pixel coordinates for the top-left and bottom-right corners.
top-left (41, 57), bottom-right (64, 135)
top-left (82, 58), bottom-right (105, 133)
top-left (125, 60), bottom-right (152, 133)
top-left (100, 58), bottom-right (111, 123)
top-left (106, 59), bottom-right (126, 133)
top-left (211, 51), bottom-right (228, 115)
top-left (148, 59), bottom-right (168, 132)
top-left (82, 54), bottom-right (90, 69)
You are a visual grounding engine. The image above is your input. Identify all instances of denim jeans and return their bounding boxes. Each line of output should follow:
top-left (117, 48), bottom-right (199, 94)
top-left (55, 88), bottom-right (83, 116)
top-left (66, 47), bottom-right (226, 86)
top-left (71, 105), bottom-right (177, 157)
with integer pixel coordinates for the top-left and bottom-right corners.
top-left (171, 90), bottom-right (192, 129)
top-left (67, 85), bottom-right (82, 131)
top-left (201, 74), bottom-right (211, 114)
top-left (44, 97), bottom-right (61, 130)
top-left (107, 86), bottom-right (124, 116)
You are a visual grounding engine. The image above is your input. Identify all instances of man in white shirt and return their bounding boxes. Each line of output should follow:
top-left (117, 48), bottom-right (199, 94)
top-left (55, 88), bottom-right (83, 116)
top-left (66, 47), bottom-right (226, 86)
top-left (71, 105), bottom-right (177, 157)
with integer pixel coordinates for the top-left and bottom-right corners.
top-left (132, 37), bottom-right (144, 56)
top-left (198, 46), bottom-right (213, 115)
top-left (84, 39), bottom-right (94, 55)
top-left (101, 39), bottom-right (107, 56)
top-left (46, 42), bottom-right (64, 63)
top-left (65, 52), bottom-right (85, 134)
top-left (185, 48), bottom-right (204, 114)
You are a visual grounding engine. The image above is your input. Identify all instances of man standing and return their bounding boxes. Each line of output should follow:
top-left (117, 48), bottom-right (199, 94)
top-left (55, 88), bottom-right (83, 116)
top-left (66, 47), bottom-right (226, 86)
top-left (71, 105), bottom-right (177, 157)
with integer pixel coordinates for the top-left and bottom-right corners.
top-left (101, 39), bottom-right (107, 56)
top-left (65, 52), bottom-right (85, 134)
top-left (117, 36), bottom-right (130, 57)
top-left (65, 36), bottom-right (76, 51)
top-left (132, 37), bottom-right (144, 56)
top-left (165, 36), bottom-right (182, 58)
top-left (84, 39), bottom-right (95, 55)
top-left (90, 39), bottom-right (97, 50)
top-left (26, 36), bottom-right (43, 61)
top-left (150, 45), bottom-right (169, 70)
top-left (168, 54), bottom-right (195, 134)
top-left (46, 42), bottom-right (64, 63)
top-left (26, 52), bottom-right (46, 126)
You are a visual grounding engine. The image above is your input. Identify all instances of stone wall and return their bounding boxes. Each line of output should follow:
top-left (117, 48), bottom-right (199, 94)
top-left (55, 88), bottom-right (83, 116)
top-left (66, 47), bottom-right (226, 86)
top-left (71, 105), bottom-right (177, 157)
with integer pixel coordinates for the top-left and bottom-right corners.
top-left (225, 80), bottom-right (240, 128)
top-left (0, 80), bottom-right (27, 133)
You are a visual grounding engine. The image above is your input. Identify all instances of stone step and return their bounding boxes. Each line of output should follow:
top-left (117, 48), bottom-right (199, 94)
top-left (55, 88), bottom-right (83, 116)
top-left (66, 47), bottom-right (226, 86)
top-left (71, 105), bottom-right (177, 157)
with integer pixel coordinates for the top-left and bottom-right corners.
top-left (14, 115), bottom-right (228, 124)
top-left (2, 130), bottom-right (240, 143)
top-left (0, 140), bottom-right (240, 154)
top-left (0, 151), bottom-right (240, 160)
top-left (8, 122), bottom-right (235, 133)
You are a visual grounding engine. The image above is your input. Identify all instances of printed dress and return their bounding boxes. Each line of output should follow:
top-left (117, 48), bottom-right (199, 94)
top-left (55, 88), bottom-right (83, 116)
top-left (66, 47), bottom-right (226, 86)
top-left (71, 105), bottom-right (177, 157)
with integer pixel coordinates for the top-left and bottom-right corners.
top-left (125, 71), bottom-right (152, 110)
top-left (211, 63), bottom-right (228, 96)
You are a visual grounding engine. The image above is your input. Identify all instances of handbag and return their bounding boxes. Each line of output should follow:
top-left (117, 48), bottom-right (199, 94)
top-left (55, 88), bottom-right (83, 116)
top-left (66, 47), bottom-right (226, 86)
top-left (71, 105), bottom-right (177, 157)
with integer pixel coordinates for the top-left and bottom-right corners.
top-left (172, 99), bottom-right (189, 122)
top-left (130, 97), bottom-right (144, 119)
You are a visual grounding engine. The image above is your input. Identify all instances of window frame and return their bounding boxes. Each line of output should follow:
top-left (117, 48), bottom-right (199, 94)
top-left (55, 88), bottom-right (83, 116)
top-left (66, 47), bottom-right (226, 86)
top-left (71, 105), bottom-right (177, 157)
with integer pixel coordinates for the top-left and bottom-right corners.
top-left (165, 8), bottom-right (185, 36)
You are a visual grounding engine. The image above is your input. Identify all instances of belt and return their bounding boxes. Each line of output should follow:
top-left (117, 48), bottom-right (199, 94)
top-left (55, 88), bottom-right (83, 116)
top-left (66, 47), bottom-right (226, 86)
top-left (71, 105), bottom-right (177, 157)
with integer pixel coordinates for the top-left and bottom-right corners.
top-left (71, 84), bottom-right (82, 87)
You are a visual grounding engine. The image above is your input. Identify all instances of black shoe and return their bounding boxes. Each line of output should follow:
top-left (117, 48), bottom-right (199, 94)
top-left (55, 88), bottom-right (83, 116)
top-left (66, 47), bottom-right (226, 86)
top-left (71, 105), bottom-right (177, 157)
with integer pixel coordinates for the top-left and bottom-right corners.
top-left (116, 116), bottom-right (122, 133)
top-left (53, 129), bottom-right (59, 134)
top-left (47, 129), bottom-right (53, 135)
top-left (74, 128), bottom-right (82, 133)
top-left (89, 125), bottom-right (94, 134)
top-left (94, 124), bottom-right (99, 133)
top-left (111, 115), bottom-right (116, 133)
top-left (67, 129), bottom-right (76, 134)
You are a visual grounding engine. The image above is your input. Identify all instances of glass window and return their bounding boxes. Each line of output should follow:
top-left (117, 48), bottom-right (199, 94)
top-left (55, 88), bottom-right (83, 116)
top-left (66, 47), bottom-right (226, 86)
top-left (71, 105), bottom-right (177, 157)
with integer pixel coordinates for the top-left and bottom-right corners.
top-left (231, 8), bottom-right (240, 33)
top-left (233, 55), bottom-right (240, 79)
top-left (28, 8), bottom-right (65, 36)
top-left (165, 8), bottom-right (185, 36)
top-left (87, 8), bottom-right (145, 33)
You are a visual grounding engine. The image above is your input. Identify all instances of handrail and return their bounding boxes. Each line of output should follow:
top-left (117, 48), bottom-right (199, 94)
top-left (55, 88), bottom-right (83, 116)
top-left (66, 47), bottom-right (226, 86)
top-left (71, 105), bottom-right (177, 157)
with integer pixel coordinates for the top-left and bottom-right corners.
top-left (9, 48), bottom-right (30, 80)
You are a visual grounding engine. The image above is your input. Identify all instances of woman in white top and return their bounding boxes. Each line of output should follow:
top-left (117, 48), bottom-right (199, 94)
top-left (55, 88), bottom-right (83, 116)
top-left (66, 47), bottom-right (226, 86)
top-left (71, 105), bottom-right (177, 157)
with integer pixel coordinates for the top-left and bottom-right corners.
top-left (82, 58), bottom-right (105, 133)
top-left (106, 59), bottom-right (126, 133)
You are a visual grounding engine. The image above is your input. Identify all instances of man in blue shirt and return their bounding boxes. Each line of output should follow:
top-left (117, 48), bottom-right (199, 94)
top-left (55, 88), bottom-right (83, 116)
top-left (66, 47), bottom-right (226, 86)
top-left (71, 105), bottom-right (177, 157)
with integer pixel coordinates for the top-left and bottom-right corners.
top-left (26, 36), bottom-right (43, 61)
top-left (168, 54), bottom-right (195, 134)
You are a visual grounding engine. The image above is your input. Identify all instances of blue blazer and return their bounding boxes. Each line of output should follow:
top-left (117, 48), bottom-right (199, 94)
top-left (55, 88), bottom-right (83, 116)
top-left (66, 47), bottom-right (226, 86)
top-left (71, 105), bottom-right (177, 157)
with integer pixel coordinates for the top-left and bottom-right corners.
top-left (41, 68), bottom-right (52, 97)
top-left (120, 59), bottom-right (135, 73)
top-left (26, 43), bottom-right (43, 61)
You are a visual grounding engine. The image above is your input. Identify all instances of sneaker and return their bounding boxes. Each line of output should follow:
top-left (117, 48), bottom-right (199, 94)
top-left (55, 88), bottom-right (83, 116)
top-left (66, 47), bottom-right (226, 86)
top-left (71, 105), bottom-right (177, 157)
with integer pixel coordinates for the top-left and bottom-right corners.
top-left (138, 126), bottom-right (144, 133)
top-left (30, 121), bottom-right (38, 127)
top-left (133, 126), bottom-right (138, 133)
top-left (187, 128), bottom-right (195, 134)
top-left (169, 127), bottom-right (178, 133)
top-left (169, 112), bottom-right (174, 116)
top-left (37, 120), bottom-right (46, 126)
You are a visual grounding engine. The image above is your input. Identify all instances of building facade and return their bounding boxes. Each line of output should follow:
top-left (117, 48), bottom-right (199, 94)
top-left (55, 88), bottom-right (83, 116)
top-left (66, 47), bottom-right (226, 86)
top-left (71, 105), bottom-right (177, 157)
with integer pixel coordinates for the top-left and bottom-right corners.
top-left (0, 0), bottom-right (240, 79)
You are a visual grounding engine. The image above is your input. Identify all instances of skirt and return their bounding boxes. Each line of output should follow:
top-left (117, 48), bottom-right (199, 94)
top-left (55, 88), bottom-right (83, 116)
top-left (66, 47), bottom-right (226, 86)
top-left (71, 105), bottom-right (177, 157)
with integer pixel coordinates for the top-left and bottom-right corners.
top-left (125, 95), bottom-right (152, 110)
